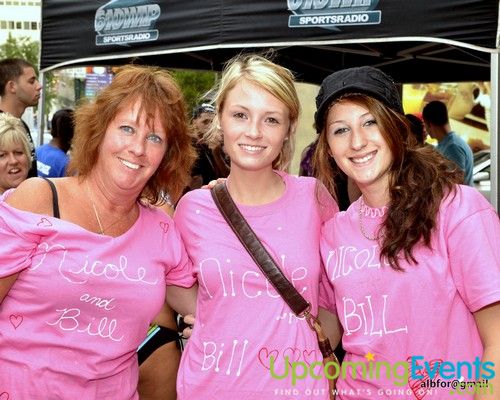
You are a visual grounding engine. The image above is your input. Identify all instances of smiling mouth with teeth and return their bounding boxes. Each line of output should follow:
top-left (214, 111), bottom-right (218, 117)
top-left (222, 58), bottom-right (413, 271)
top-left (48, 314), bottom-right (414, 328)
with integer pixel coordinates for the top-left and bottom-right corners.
top-left (239, 144), bottom-right (266, 151)
top-left (120, 158), bottom-right (140, 170)
top-left (350, 151), bottom-right (376, 164)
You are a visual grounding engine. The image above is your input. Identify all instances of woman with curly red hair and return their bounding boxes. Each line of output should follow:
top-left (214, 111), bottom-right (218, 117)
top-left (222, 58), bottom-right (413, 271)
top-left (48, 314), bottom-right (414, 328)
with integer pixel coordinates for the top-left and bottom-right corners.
top-left (0, 65), bottom-right (197, 398)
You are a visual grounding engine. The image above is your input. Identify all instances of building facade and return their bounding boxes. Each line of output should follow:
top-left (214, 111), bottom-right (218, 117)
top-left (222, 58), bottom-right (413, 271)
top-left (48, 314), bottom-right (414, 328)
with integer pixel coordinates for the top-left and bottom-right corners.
top-left (0, 0), bottom-right (41, 44)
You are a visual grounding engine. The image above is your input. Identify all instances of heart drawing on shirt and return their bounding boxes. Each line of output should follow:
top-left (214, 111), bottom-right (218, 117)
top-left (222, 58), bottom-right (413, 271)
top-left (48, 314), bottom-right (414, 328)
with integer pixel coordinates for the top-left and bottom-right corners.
top-left (258, 347), bottom-right (280, 370)
top-left (159, 221), bottom-right (169, 234)
top-left (407, 357), bottom-right (443, 399)
top-left (29, 242), bottom-right (66, 272)
top-left (302, 349), bottom-right (321, 365)
top-left (0, 392), bottom-right (10, 400)
top-left (37, 217), bottom-right (52, 228)
top-left (9, 314), bottom-right (23, 329)
top-left (258, 347), bottom-right (307, 370)
top-left (283, 347), bottom-right (302, 364)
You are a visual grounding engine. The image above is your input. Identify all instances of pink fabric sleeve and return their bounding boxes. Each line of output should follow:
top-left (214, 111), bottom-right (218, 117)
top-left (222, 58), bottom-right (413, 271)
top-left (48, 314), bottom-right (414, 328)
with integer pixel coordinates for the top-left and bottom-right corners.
top-left (0, 198), bottom-right (42, 278)
top-left (173, 190), bottom-right (208, 246)
top-left (316, 180), bottom-right (338, 311)
top-left (162, 217), bottom-right (196, 288)
top-left (315, 180), bottom-right (339, 223)
top-left (446, 188), bottom-right (500, 312)
top-left (318, 267), bottom-right (336, 312)
top-left (172, 191), bottom-right (200, 274)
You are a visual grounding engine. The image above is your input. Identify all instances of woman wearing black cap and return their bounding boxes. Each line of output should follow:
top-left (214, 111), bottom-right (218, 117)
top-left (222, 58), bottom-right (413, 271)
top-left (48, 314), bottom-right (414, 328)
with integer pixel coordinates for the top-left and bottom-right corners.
top-left (313, 66), bottom-right (500, 398)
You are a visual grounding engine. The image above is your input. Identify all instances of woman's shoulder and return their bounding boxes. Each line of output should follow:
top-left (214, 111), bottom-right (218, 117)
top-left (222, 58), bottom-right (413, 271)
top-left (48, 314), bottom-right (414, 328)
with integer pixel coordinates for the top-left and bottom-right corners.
top-left (441, 184), bottom-right (496, 222)
top-left (283, 174), bottom-right (333, 197)
top-left (282, 173), bottom-right (339, 220)
top-left (323, 200), bottom-right (353, 226)
top-left (174, 188), bottom-right (215, 224)
top-left (445, 185), bottom-right (492, 210)
top-left (177, 188), bottom-right (212, 208)
top-left (279, 173), bottom-right (318, 198)
top-left (139, 201), bottom-right (174, 220)
top-left (284, 173), bottom-right (317, 188)
top-left (4, 177), bottom-right (57, 216)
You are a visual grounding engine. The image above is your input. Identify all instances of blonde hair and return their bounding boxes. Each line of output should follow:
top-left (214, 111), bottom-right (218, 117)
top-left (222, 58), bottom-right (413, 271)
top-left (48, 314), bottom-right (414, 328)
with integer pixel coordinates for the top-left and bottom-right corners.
top-left (0, 113), bottom-right (32, 169)
top-left (205, 54), bottom-right (300, 171)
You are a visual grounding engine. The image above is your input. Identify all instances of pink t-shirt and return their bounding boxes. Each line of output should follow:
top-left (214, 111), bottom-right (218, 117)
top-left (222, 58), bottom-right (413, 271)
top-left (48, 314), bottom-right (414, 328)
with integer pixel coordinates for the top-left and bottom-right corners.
top-left (320, 185), bottom-right (500, 399)
top-left (0, 190), bottom-right (195, 399)
top-left (174, 172), bottom-right (338, 399)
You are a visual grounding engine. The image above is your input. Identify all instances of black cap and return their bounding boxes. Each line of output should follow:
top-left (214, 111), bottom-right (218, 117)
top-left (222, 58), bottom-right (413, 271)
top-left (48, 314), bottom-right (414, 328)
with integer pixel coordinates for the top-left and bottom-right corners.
top-left (314, 66), bottom-right (403, 133)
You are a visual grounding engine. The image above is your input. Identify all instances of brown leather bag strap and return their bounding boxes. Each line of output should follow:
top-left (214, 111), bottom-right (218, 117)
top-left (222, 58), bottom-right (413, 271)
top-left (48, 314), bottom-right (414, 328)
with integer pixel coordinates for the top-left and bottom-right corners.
top-left (211, 182), bottom-right (310, 316)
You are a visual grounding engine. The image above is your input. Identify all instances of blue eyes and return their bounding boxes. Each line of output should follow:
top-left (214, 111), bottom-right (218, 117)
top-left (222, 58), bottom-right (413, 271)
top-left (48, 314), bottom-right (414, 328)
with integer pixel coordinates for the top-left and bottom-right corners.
top-left (147, 134), bottom-right (163, 144)
top-left (119, 125), bottom-right (164, 144)
top-left (120, 125), bottom-right (134, 134)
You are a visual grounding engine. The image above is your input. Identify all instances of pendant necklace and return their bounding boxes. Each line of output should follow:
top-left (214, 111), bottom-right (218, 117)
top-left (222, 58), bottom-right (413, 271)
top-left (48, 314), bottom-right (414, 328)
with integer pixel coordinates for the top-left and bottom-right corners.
top-left (86, 181), bottom-right (105, 235)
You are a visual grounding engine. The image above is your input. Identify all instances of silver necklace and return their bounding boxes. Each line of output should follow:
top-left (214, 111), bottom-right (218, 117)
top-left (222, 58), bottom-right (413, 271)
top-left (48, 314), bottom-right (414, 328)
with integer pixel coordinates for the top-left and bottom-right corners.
top-left (86, 181), bottom-right (105, 234)
top-left (358, 201), bottom-right (380, 241)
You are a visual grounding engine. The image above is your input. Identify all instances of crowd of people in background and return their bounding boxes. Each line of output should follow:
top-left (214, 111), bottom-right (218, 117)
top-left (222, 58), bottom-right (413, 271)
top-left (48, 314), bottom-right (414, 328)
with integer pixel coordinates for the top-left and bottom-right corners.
top-left (36, 108), bottom-right (74, 178)
top-left (0, 58), bottom-right (40, 178)
top-left (0, 57), bottom-right (482, 195)
top-left (189, 102), bottom-right (229, 189)
top-left (0, 58), bottom-right (75, 193)
top-left (0, 112), bottom-right (31, 194)
top-left (0, 55), bottom-right (498, 400)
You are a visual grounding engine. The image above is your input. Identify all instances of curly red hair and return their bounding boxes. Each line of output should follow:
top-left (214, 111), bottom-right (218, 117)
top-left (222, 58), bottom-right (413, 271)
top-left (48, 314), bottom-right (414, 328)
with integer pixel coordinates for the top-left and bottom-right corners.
top-left (69, 65), bottom-right (195, 203)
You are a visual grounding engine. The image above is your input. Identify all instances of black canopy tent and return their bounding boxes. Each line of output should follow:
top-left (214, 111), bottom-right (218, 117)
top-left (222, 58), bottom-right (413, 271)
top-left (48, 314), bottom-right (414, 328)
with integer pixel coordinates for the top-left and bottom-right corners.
top-left (39, 0), bottom-right (499, 208)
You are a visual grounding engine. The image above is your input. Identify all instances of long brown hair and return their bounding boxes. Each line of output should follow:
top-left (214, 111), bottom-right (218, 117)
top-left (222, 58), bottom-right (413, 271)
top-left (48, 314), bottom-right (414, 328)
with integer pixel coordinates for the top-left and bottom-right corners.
top-left (314, 94), bottom-right (463, 270)
top-left (69, 65), bottom-right (196, 203)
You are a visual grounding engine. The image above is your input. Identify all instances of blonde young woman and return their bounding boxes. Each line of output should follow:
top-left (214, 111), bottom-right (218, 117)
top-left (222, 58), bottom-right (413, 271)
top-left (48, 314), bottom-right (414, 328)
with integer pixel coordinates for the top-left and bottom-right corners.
top-left (0, 112), bottom-right (31, 194)
top-left (174, 54), bottom-right (340, 399)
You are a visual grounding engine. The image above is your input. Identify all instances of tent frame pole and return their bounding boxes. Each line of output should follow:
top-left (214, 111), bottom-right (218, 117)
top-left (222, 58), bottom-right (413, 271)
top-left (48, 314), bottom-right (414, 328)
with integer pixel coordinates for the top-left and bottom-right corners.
top-left (490, 52), bottom-right (498, 211)
top-left (37, 70), bottom-right (46, 146)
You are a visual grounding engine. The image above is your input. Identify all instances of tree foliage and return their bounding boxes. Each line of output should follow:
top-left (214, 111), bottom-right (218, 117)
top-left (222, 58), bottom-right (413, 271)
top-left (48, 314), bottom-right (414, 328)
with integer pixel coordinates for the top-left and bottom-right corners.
top-left (1, 33), bottom-right (218, 123)
top-left (0, 32), bottom-right (56, 116)
top-left (0, 32), bottom-right (39, 67)
top-left (171, 70), bottom-right (218, 117)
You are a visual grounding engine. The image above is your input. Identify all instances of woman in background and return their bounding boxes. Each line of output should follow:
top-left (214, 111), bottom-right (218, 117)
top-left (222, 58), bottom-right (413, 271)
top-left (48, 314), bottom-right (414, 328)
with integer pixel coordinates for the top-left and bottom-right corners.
top-left (0, 112), bottom-right (31, 193)
top-left (36, 108), bottom-right (75, 177)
